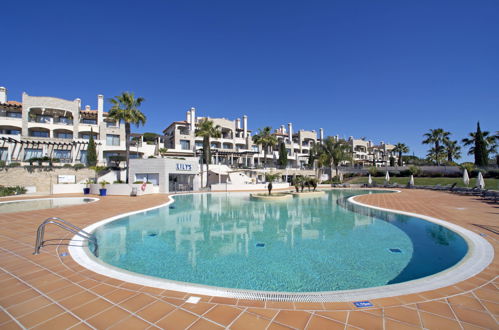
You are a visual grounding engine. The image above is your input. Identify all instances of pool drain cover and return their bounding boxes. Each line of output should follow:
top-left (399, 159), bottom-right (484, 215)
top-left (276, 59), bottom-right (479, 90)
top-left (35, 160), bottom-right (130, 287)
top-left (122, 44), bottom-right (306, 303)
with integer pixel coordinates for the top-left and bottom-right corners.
top-left (148, 233), bottom-right (158, 237)
top-left (256, 243), bottom-right (265, 247)
top-left (389, 248), bottom-right (402, 253)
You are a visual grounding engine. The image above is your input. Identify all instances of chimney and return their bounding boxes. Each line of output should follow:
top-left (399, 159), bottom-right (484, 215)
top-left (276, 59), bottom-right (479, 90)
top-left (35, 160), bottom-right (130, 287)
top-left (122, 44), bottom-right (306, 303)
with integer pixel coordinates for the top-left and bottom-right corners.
top-left (85, 105), bottom-right (91, 110)
top-left (319, 128), bottom-right (324, 143)
top-left (186, 109), bottom-right (191, 123)
top-left (75, 98), bottom-right (81, 110)
top-left (0, 87), bottom-right (7, 103)
top-left (243, 115), bottom-right (248, 138)
top-left (288, 123), bottom-right (293, 141)
top-left (97, 94), bottom-right (104, 123)
top-left (236, 118), bottom-right (241, 129)
top-left (190, 107), bottom-right (196, 125)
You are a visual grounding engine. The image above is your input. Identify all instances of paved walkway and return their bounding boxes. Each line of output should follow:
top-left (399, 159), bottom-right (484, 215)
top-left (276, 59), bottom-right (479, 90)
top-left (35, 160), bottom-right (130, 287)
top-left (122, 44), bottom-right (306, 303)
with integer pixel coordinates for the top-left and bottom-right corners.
top-left (0, 190), bottom-right (497, 329)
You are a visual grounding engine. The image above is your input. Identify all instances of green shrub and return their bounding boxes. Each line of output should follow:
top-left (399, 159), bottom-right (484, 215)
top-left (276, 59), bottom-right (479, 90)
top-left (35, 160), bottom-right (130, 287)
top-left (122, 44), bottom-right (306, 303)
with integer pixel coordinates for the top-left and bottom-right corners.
top-left (399, 169), bottom-right (412, 176)
top-left (0, 160), bottom-right (5, 167)
top-left (63, 164), bottom-right (73, 168)
top-left (485, 169), bottom-right (499, 179)
top-left (0, 185), bottom-right (27, 197)
top-left (8, 162), bottom-right (20, 167)
top-left (113, 180), bottom-right (124, 184)
top-left (73, 164), bottom-right (85, 170)
top-left (408, 165), bottom-right (421, 176)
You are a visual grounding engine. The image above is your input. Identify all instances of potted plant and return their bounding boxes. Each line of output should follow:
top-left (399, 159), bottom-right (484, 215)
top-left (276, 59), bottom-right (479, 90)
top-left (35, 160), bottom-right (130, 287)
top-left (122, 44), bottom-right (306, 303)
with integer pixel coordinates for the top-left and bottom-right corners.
top-left (99, 180), bottom-right (109, 196)
top-left (83, 179), bottom-right (93, 195)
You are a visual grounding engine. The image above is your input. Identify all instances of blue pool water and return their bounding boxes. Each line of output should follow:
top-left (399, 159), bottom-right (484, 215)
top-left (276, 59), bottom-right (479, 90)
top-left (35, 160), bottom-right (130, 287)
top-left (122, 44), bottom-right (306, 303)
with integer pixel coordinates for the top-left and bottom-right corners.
top-left (92, 190), bottom-right (468, 292)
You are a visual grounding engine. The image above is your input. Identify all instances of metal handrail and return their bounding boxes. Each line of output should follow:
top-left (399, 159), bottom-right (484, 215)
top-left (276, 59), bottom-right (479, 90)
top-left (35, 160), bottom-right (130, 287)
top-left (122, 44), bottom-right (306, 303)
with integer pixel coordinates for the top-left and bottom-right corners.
top-left (33, 217), bottom-right (98, 256)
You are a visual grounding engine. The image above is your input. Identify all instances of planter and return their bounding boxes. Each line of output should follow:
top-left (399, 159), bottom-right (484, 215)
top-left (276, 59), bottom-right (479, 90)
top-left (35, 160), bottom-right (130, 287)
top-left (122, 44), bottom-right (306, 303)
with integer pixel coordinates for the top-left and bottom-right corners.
top-left (99, 188), bottom-right (107, 196)
top-left (292, 191), bottom-right (326, 198)
top-left (83, 188), bottom-right (90, 195)
top-left (250, 193), bottom-right (292, 201)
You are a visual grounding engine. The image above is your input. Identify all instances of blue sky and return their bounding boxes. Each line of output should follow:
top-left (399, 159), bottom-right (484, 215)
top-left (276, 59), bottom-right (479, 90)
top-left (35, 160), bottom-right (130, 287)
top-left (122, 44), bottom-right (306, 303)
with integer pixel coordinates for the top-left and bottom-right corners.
top-left (2, 0), bottom-right (498, 161)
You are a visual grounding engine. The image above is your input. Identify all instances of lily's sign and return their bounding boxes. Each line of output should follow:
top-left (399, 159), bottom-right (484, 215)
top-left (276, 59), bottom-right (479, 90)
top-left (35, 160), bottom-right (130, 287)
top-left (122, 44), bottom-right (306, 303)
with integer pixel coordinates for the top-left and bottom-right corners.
top-left (176, 163), bottom-right (193, 171)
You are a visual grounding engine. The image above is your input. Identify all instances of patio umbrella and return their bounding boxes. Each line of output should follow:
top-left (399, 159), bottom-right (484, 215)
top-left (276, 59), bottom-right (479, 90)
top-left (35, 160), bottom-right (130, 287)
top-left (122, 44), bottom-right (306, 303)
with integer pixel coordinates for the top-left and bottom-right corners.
top-left (368, 174), bottom-right (372, 185)
top-left (476, 172), bottom-right (485, 189)
top-left (339, 171), bottom-right (343, 183)
top-left (463, 169), bottom-right (470, 186)
top-left (385, 171), bottom-right (390, 183)
top-left (409, 175), bottom-right (414, 187)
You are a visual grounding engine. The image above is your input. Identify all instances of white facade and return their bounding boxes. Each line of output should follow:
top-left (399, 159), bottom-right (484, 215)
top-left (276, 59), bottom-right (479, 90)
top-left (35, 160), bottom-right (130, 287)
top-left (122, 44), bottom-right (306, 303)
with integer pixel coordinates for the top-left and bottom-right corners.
top-left (0, 87), bottom-right (156, 166)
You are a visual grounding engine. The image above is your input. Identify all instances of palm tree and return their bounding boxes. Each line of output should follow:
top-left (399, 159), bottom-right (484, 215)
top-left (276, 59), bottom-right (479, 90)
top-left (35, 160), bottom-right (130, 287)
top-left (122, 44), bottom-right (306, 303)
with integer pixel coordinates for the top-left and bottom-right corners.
top-left (252, 127), bottom-right (278, 168)
top-left (422, 128), bottom-right (450, 165)
top-left (462, 123), bottom-right (498, 166)
top-left (108, 92), bottom-right (146, 183)
top-left (320, 137), bottom-right (352, 180)
top-left (265, 172), bottom-right (280, 195)
top-left (443, 140), bottom-right (461, 163)
top-left (392, 143), bottom-right (409, 166)
top-left (195, 119), bottom-right (221, 188)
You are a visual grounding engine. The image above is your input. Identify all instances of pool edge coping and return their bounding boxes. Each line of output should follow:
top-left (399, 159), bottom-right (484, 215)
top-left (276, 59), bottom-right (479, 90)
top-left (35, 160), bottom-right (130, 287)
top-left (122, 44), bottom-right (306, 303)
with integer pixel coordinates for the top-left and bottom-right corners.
top-left (68, 190), bottom-right (494, 302)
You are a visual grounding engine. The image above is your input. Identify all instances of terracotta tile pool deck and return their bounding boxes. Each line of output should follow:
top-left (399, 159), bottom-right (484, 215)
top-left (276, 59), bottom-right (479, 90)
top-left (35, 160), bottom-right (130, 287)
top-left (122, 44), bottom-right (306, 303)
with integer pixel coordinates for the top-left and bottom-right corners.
top-left (0, 189), bottom-right (497, 329)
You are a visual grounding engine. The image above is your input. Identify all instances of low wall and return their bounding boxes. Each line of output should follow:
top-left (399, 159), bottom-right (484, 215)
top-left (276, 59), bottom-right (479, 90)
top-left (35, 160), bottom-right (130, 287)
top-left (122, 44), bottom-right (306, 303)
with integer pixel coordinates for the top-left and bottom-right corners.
top-left (0, 167), bottom-right (95, 194)
top-left (89, 183), bottom-right (157, 196)
top-left (211, 182), bottom-right (290, 192)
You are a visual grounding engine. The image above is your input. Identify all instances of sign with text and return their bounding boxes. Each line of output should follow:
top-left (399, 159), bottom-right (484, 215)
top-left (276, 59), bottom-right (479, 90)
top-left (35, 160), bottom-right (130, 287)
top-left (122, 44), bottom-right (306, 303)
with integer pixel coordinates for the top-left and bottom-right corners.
top-left (176, 163), bottom-right (193, 171)
top-left (58, 175), bottom-right (76, 184)
top-left (353, 301), bottom-right (374, 308)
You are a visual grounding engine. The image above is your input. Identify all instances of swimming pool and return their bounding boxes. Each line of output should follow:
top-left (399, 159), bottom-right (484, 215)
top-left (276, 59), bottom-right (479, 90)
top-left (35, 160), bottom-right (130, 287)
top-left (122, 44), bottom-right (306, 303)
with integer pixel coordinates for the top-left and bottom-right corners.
top-left (0, 197), bottom-right (98, 214)
top-left (75, 190), bottom-right (488, 299)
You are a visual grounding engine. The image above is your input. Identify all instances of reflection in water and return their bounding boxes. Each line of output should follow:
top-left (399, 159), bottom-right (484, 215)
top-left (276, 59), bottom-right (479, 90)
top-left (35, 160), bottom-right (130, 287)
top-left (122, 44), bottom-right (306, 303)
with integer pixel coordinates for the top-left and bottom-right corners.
top-left (94, 190), bottom-right (467, 292)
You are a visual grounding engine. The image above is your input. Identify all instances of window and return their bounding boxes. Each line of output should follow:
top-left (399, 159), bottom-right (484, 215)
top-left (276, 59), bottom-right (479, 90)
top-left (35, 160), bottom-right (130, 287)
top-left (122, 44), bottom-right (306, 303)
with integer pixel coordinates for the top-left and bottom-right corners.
top-left (34, 115), bottom-right (52, 123)
top-left (135, 173), bottom-right (159, 185)
top-left (252, 145), bottom-right (259, 152)
top-left (30, 130), bottom-right (49, 138)
top-left (180, 140), bottom-right (190, 150)
top-left (223, 143), bottom-right (232, 149)
top-left (0, 148), bottom-right (7, 161)
top-left (81, 118), bottom-right (97, 125)
top-left (53, 149), bottom-right (71, 160)
top-left (106, 134), bottom-right (120, 146)
top-left (195, 141), bottom-right (203, 149)
top-left (55, 132), bottom-right (73, 139)
top-left (0, 128), bottom-right (20, 135)
top-left (57, 117), bottom-right (72, 125)
top-left (24, 148), bottom-right (43, 160)
top-left (7, 112), bottom-right (21, 118)
top-left (106, 121), bottom-right (118, 127)
top-left (211, 142), bottom-right (218, 149)
top-left (79, 150), bottom-right (87, 164)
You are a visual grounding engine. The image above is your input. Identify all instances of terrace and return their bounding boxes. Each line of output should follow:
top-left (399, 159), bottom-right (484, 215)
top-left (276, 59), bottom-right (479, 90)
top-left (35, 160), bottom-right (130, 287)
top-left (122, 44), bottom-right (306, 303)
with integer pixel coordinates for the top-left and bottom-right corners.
top-left (0, 189), bottom-right (497, 329)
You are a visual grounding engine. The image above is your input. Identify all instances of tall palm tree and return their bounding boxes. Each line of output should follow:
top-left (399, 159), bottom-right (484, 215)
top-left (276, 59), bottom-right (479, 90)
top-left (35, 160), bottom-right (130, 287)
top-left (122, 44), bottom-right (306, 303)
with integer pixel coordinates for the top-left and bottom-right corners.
top-left (422, 128), bottom-right (450, 165)
top-left (108, 92), bottom-right (146, 183)
top-left (252, 127), bottom-right (278, 168)
top-left (320, 137), bottom-right (352, 180)
top-left (462, 124), bottom-right (498, 166)
top-left (443, 139), bottom-right (461, 163)
top-left (392, 143), bottom-right (409, 166)
top-left (195, 119), bottom-right (221, 188)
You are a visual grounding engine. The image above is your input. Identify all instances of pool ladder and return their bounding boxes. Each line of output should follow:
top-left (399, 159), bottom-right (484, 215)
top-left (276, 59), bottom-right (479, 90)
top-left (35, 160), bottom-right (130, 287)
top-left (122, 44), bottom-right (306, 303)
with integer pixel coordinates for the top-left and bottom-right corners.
top-left (33, 217), bottom-right (98, 256)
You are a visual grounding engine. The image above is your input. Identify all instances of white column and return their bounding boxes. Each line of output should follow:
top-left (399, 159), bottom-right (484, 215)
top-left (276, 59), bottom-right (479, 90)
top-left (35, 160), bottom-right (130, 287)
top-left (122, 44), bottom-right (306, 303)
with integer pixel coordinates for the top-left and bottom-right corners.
top-left (0, 87), bottom-right (7, 103)
top-left (243, 115), bottom-right (248, 138)
top-left (97, 94), bottom-right (104, 124)
top-left (320, 128), bottom-right (324, 144)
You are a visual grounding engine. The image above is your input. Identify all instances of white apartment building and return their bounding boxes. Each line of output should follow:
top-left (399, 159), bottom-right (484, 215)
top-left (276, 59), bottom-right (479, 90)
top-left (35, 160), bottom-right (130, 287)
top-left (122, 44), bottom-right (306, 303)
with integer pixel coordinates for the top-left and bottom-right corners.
top-left (163, 108), bottom-right (320, 168)
top-left (0, 87), bottom-right (156, 166)
top-left (348, 136), bottom-right (398, 167)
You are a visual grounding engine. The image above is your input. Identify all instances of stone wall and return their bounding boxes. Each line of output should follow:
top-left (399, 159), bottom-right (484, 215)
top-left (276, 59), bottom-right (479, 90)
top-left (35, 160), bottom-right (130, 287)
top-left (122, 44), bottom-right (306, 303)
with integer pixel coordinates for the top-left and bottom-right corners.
top-left (0, 167), bottom-right (95, 193)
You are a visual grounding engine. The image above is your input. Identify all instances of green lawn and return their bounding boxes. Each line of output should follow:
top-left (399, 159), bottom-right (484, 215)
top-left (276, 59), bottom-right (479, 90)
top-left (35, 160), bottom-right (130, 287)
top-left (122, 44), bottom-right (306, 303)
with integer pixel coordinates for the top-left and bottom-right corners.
top-left (346, 176), bottom-right (499, 189)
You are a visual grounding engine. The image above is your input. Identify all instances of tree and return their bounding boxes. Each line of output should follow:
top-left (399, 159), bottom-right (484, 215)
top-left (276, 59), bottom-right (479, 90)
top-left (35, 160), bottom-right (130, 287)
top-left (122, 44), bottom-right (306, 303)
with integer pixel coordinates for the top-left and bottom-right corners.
top-left (195, 119), bottom-right (221, 188)
top-left (462, 122), bottom-right (498, 167)
top-left (277, 141), bottom-right (288, 168)
top-left (142, 132), bottom-right (159, 143)
top-left (426, 147), bottom-right (445, 165)
top-left (422, 128), bottom-right (450, 165)
top-left (265, 172), bottom-right (280, 195)
top-left (392, 143), bottom-right (409, 166)
top-left (108, 92), bottom-right (146, 183)
top-left (252, 127), bottom-right (278, 168)
top-left (86, 130), bottom-right (97, 167)
top-left (443, 139), bottom-right (461, 163)
top-left (320, 137), bottom-right (352, 180)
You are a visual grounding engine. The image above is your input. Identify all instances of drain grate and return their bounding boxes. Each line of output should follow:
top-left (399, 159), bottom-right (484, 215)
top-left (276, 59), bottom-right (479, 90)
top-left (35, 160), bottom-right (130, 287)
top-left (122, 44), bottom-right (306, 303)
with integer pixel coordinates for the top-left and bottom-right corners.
top-left (148, 233), bottom-right (158, 237)
top-left (389, 248), bottom-right (402, 253)
top-left (256, 243), bottom-right (265, 247)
